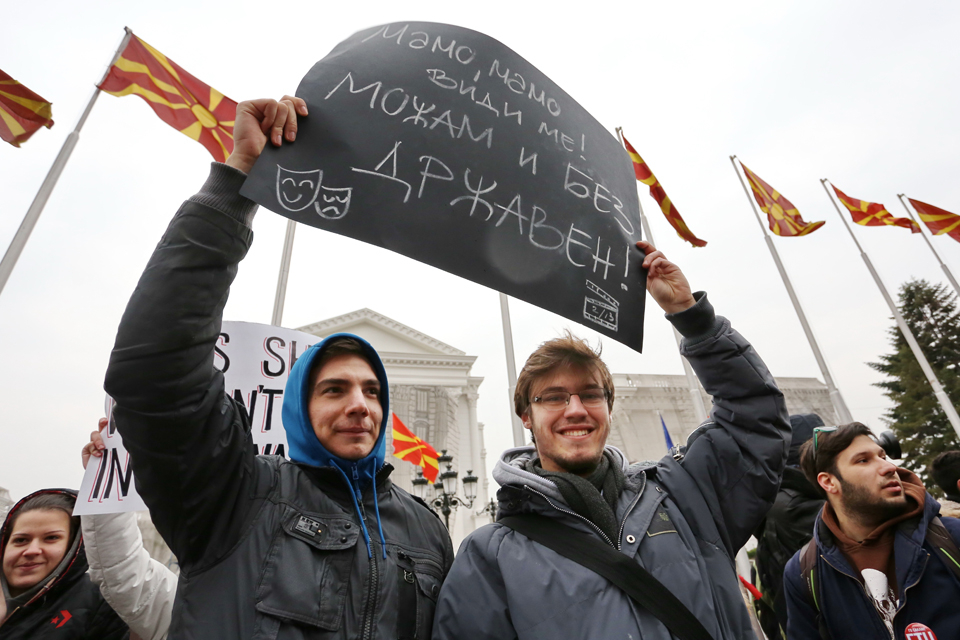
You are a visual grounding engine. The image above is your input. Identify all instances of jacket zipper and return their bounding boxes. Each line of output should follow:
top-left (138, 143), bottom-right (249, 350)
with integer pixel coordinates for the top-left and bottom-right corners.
top-left (616, 474), bottom-right (646, 551)
top-left (893, 550), bottom-right (928, 631)
top-left (527, 474), bottom-right (646, 550)
top-left (354, 463), bottom-right (379, 640)
top-left (527, 487), bottom-right (615, 546)
top-left (820, 552), bottom-right (893, 638)
top-left (408, 554), bottom-right (444, 575)
top-left (360, 548), bottom-right (379, 640)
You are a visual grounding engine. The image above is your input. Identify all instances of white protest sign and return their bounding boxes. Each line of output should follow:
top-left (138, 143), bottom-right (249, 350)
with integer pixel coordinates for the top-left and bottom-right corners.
top-left (215, 321), bottom-right (320, 456)
top-left (75, 321), bottom-right (318, 515)
top-left (74, 396), bottom-right (149, 515)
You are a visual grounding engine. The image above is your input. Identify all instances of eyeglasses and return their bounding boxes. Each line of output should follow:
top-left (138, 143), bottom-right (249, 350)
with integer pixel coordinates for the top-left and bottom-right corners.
top-left (813, 426), bottom-right (838, 462)
top-left (532, 389), bottom-right (609, 411)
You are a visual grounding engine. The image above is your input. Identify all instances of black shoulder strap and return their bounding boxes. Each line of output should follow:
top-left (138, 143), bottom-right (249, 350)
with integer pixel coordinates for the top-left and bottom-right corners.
top-left (799, 540), bottom-right (819, 611)
top-left (926, 516), bottom-right (960, 582)
top-left (499, 514), bottom-right (714, 640)
top-left (798, 539), bottom-right (831, 640)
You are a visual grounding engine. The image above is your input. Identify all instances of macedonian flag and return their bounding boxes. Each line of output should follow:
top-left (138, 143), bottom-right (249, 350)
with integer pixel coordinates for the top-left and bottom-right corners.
top-left (621, 133), bottom-right (707, 247)
top-left (832, 185), bottom-right (919, 233)
top-left (0, 69), bottom-right (54, 147)
top-left (908, 198), bottom-right (960, 243)
top-left (391, 413), bottom-right (439, 482)
top-left (740, 162), bottom-right (825, 237)
top-left (98, 31), bottom-right (236, 161)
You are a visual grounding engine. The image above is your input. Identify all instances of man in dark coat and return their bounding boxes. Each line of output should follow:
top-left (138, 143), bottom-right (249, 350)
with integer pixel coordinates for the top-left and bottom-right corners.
top-left (753, 413), bottom-right (825, 636)
top-left (104, 96), bottom-right (453, 640)
top-left (784, 422), bottom-right (960, 639)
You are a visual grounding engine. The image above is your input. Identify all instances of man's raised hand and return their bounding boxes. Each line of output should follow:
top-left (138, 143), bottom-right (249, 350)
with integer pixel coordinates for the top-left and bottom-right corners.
top-left (226, 95), bottom-right (308, 174)
top-left (637, 240), bottom-right (696, 315)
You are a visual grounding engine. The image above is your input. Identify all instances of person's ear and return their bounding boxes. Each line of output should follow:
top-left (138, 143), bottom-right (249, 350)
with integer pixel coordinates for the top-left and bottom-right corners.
top-left (818, 472), bottom-right (840, 496)
top-left (521, 410), bottom-right (532, 430)
top-left (955, 478), bottom-right (960, 494)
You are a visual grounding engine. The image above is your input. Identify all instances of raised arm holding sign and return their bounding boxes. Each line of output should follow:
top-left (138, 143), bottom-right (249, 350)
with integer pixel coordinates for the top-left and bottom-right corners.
top-left (105, 90), bottom-right (454, 640)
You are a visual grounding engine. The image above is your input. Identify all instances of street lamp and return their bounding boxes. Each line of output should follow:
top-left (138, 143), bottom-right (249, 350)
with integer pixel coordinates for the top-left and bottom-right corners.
top-left (476, 498), bottom-right (497, 520)
top-left (410, 450), bottom-right (478, 529)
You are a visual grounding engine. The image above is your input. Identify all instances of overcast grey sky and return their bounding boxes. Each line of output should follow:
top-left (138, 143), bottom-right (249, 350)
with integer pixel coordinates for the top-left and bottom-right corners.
top-left (3, 0), bottom-right (959, 501)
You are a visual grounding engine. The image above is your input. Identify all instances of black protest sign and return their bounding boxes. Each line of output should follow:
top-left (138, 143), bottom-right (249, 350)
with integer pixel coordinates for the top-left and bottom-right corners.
top-left (241, 22), bottom-right (646, 351)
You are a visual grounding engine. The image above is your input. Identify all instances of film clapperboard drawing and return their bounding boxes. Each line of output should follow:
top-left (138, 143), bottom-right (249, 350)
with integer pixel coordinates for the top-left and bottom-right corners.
top-left (583, 280), bottom-right (619, 332)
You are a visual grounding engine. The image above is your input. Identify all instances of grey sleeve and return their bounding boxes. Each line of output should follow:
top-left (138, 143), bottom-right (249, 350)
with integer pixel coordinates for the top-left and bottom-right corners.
top-left (432, 528), bottom-right (517, 640)
top-left (663, 292), bottom-right (790, 554)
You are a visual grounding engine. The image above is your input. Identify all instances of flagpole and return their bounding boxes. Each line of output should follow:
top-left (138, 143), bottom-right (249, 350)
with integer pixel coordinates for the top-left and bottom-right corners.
top-left (271, 219), bottom-right (297, 326)
top-left (639, 209), bottom-right (709, 425)
top-left (499, 293), bottom-right (526, 447)
top-left (896, 194), bottom-right (960, 298)
top-left (729, 157), bottom-right (853, 424)
top-left (0, 29), bottom-right (133, 300)
top-left (822, 180), bottom-right (960, 439)
top-left (615, 128), bottom-right (708, 425)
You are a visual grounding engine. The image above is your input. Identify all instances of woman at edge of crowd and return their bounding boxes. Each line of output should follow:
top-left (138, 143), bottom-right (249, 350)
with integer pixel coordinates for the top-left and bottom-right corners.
top-left (0, 485), bottom-right (128, 638)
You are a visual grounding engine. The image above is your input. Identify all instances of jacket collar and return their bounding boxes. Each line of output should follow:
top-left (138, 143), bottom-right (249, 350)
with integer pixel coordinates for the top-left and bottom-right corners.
top-left (297, 462), bottom-right (395, 501)
top-left (492, 445), bottom-right (629, 506)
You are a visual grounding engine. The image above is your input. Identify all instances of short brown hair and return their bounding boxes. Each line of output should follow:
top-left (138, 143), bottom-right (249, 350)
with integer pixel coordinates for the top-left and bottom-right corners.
top-left (309, 337), bottom-right (374, 389)
top-left (799, 422), bottom-right (874, 498)
top-left (514, 331), bottom-right (614, 418)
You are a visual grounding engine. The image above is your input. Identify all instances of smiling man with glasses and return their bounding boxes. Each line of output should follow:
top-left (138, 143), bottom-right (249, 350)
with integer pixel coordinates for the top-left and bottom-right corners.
top-left (434, 240), bottom-right (791, 640)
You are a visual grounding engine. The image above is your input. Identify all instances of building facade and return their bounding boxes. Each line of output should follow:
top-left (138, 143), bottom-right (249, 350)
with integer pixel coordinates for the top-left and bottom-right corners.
top-left (608, 372), bottom-right (839, 464)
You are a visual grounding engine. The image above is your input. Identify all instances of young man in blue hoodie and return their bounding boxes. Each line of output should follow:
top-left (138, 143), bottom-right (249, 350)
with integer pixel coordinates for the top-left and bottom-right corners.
top-left (105, 96), bottom-right (453, 640)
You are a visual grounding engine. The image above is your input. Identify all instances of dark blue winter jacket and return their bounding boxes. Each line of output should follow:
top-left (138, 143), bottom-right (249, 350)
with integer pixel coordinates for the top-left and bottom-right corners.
top-left (784, 492), bottom-right (960, 639)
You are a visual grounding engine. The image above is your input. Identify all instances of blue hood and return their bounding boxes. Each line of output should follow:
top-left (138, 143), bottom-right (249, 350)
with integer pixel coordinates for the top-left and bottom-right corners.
top-left (281, 332), bottom-right (390, 557)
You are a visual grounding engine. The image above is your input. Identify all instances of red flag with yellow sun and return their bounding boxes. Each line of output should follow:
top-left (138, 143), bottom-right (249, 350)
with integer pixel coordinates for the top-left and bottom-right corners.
top-left (98, 30), bottom-right (236, 161)
top-left (0, 68), bottom-right (54, 147)
top-left (832, 185), bottom-right (919, 233)
top-left (392, 413), bottom-right (439, 482)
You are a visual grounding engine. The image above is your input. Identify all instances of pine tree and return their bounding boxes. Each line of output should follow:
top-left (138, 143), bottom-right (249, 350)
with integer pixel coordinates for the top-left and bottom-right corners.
top-left (870, 279), bottom-right (960, 495)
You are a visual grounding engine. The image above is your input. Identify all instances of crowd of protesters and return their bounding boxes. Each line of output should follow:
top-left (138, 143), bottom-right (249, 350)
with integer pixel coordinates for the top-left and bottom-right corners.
top-left (2, 94), bottom-right (959, 640)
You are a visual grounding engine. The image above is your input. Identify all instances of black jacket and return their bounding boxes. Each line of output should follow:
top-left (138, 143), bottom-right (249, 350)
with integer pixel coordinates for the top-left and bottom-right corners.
top-left (104, 164), bottom-right (453, 640)
top-left (753, 466), bottom-right (823, 631)
top-left (0, 489), bottom-right (128, 640)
